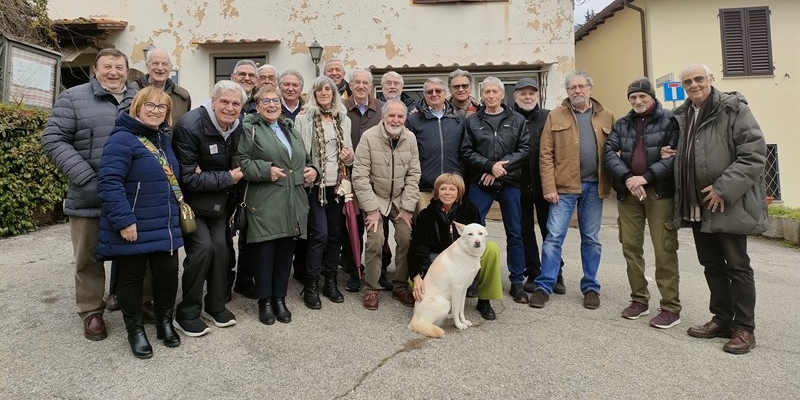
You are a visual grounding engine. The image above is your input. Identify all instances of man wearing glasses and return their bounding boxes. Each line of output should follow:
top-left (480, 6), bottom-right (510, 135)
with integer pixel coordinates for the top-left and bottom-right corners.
top-left (378, 71), bottom-right (417, 113)
top-left (663, 63), bottom-right (766, 354)
top-left (448, 69), bottom-right (480, 118)
top-left (256, 64), bottom-right (279, 89)
top-left (528, 71), bottom-right (614, 310)
top-left (230, 60), bottom-right (258, 114)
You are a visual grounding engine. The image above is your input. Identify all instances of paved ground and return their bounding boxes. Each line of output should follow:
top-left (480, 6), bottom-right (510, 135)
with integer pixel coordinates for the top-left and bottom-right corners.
top-left (1, 200), bottom-right (798, 400)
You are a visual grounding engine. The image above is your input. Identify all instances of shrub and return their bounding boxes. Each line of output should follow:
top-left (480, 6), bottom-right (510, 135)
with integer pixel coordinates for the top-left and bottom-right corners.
top-left (0, 103), bottom-right (67, 236)
top-left (768, 205), bottom-right (800, 221)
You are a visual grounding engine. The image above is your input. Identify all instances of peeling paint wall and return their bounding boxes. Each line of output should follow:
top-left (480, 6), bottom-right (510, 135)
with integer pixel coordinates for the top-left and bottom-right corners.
top-left (48, 0), bottom-right (575, 107)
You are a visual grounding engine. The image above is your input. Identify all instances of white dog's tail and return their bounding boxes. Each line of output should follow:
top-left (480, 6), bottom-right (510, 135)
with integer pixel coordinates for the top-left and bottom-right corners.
top-left (409, 317), bottom-right (445, 338)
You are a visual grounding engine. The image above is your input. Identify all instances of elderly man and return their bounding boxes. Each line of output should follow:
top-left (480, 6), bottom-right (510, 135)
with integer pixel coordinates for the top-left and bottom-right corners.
top-left (353, 99), bottom-right (421, 310)
top-left (666, 63), bottom-right (767, 354)
top-left (257, 64), bottom-right (279, 89)
top-left (324, 58), bottom-right (351, 99)
top-left (460, 76), bottom-right (531, 304)
top-left (406, 77), bottom-right (464, 211)
top-left (529, 71), bottom-right (614, 310)
top-left (279, 69), bottom-right (305, 121)
top-left (230, 59), bottom-right (258, 113)
top-left (171, 80), bottom-right (246, 337)
top-left (512, 78), bottom-right (566, 295)
top-left (378, 71), bottom-right (417, 112)
top-left (603, 78), bottom-right (681, 328)
top-left (133, 48), bottom-right (191, 123)
top-left (448, 69), bottom-right (481, 118)
top-left (42, 48), bottom-right (136, 340)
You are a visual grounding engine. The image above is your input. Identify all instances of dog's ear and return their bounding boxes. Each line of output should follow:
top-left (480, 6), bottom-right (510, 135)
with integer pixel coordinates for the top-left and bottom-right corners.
top-left (453, 222), bottom-right (466, 235)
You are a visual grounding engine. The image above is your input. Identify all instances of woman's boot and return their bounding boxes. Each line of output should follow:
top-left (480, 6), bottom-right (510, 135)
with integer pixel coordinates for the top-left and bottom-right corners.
top-left (258, 298), bottom-right (276, 325)
top-left (123, 315), bottom-right (153, 359)
top-left (322, 273), bottom-right (344, 303)
top-left (272, 297), bottom-right (292, 323)
top-left (302, 279), bottom-right (322, 309)
top-left (155, 309), bottom-right (181, 348)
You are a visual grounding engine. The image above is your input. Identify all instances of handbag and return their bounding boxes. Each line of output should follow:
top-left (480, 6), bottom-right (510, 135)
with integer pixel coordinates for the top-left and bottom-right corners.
top-left (230, 126), bottom-right (256, 234)
top-left (137, 136), bottom-right (196, 235)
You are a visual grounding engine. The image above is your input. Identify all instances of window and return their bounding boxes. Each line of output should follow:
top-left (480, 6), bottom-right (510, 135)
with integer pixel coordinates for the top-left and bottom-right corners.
top-left (214, 56), bottom-right (266, 83)
top-left (765, 144), bottom-right (781, 201)
top-left (720, 7), bottom-right (773, 77)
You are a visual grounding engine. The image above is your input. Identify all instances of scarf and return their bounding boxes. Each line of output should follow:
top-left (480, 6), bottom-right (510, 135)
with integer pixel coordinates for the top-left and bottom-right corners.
top-left (313, 112), bottom-right (346, 205)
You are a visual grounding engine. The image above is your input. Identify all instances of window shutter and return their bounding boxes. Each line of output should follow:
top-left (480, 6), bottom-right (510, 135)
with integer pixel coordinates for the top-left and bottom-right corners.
top-left (746, 7), bottom-right (773, 75)
top-left (721, 8), bottom-right (746, 76)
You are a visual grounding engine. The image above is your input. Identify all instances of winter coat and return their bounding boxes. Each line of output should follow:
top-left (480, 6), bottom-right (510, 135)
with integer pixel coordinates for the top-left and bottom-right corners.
top-left (171, 105), bottom-right (242, 218)
top-left (41, 77), bottom-right (136, 218)
top-left (671, 88), bottom-right (767, 235)
top-left (133, 76), bottom-right (192, 124)
top-left (344, 96), bottom-right (384, 149)
top-left (539, 97), bottom-right (614, 198)
top-left (352, 122), bottom-right (421, 216)
top-left (405, 100), bottom-right (465, 191)
top-left (407, 199), bottom-right (481, 279)
top-left (514, 103), bottom-right (550, 197)
top-left (460, 104), bottom-right (531, 187)
top-left (96, 113), bottom-right (183, 260)
top-left (603, 101), bottom-right (677, 201)
top-left (235, 114), bottom-right (315, 243)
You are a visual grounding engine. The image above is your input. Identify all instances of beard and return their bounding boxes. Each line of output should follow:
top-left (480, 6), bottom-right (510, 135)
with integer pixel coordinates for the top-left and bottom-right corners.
top-left (384, 123), bottom-right (404, 136)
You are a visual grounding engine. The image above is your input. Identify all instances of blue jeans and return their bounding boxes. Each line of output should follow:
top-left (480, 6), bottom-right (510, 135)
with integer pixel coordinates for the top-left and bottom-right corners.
top-left (469, 183), bottom-right (525, 284)
top-left (535, 182), bottom-right (603, 294)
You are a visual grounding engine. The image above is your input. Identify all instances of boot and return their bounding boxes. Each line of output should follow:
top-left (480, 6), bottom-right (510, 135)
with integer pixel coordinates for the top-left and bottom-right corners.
top-left (258, 298), bottom-right (275, 325)
top-left (155, 309), bottom-right (181, 348)
top-left (123, 315), bottom-right (153, 359)
top-left (322, 274), bottom-right (344, 303)
top-left (302, 279), bottom-right (322, 310)
top-left (272, 297), bottom-right (292, 323)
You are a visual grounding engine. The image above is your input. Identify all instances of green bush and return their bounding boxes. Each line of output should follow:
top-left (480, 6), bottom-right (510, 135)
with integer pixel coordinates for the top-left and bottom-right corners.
top-left (768, 205), bottom-right (800, 221)
top-left (0, 103), bottom-right (67, 236)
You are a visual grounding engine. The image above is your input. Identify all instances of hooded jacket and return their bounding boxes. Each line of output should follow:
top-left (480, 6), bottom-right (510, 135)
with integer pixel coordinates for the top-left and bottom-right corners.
top-left (405, 100), bottom-right (465, 191)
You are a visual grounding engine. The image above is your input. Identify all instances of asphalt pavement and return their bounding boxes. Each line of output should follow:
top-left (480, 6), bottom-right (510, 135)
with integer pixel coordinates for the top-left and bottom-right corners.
top-left (1, 200), bottom-right (798, 400)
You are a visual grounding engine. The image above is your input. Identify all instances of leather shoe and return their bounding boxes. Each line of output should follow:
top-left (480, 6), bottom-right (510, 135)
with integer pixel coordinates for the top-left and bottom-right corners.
top-left (272, 297), bottom-right (292, 323)
top-left (155, 312), bottom-right (181, 348)
top-left (302, 280), bottom-right (322, 310)
top-left (322, 274), bottom-right (344, 303)
top-left (687, 320), bottom-right (734, 339)
top-left (392, 287), bottom-right (415, 307)
top-left (510, 283), bottom-right (528, 304)
top-left (553, 275), bottom-right (566, 295)
top-left (476, 299), bottom-right (496, 320)
top-left (583, 291), bottom-right (600, 309)
top-left (363, 290), bottom-right (379, 310)
top-left (83, 313), bottom-right (108, 341)
top-left (258, 299), bottom-right (275, 325)
top-left (105, 294), bottom-right (120, 311)
top-left (723, 329), bottom-right (756, 354)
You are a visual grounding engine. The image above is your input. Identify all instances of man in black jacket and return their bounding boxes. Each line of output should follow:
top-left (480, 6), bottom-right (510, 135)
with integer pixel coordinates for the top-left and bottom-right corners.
top-left (171, 80), bottom-right (245, 336)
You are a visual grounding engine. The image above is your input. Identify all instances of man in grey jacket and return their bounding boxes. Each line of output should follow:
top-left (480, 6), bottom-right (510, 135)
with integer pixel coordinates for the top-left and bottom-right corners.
top-left (665, 63), bottom-right (767, 354)
top-left (42, 48), bottom-right (135, 341)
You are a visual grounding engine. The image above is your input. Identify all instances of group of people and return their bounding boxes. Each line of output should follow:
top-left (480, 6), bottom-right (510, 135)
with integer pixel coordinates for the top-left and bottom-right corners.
top-left (42, 45), bottom-right (766, 359)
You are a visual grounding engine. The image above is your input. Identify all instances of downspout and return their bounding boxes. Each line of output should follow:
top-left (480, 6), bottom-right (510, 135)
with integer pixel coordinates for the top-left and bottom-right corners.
top-left (624, 0), bottom-right (648, 77)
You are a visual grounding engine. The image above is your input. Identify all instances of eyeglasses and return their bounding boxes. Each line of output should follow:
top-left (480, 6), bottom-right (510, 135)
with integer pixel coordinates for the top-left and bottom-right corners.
top-left (258, 75), bottom-right (276, 82)
top-left (259, 98), bottom-right (281, 105)
top-left (567, 84), bottom-right (591, 92)
top-left (451, 84), bottom-right (470, 91)
top-left (425, 88), bottom-right (444, 95)
top-left (235, 72), bottom-right (257, 79)
top-left (143, 102), bottom-right (169, 113)
top-left (383, 80), bottom-right (402, 87)
top-left (682, 75), bottom-right (708, 86)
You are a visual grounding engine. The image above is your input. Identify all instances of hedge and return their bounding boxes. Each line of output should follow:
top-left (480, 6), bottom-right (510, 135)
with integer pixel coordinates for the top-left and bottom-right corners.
top-left (0, 103), bottom-right (67, 236)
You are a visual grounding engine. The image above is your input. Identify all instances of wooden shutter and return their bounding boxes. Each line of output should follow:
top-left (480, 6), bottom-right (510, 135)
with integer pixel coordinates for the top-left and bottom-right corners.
top-left (720, 7), bottom-right (773, 77)
top-left (746, 7), bottom-right (773, 75)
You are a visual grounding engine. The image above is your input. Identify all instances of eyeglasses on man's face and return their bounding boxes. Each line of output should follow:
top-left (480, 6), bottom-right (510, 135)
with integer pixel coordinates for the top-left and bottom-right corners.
top-left (143, 102), bottom-right (169, 113)
top-left (567, 84), bottom-right (591, 92)
top-left (236, 71), bottom-right (256, 79)
top-left (451, 84), bottom-right (470, 91)
top-left (259, 97), bottom-right (281, 105)
top-left (425, 88), bottom-right (444, 96)
top-left (682, 75), bottom-right (708, 86)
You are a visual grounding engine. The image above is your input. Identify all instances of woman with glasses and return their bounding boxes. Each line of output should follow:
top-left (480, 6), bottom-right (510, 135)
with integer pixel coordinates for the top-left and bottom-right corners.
top-left (97, 86), bottom-right (183, 359)
top-left (235, 85), bottom-right (318, 325)
top-left (294, 76), bottom-right (353, 309)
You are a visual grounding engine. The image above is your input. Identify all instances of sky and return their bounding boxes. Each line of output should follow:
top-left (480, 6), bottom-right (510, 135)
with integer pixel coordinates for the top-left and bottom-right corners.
top-left (574, 0), bottom-right (615, 24)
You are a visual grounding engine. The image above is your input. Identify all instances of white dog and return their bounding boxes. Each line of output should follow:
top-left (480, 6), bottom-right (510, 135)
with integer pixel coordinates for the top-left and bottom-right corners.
top-left (408, 222), bottom-right (487, 338)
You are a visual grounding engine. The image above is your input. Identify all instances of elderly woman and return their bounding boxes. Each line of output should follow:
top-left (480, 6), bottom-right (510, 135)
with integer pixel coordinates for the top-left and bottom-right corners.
top-left (408, 173), bottom-right (503, 320)
top-left (294, 76), bottom-right (354, 309)
top-left (235, 85), bottom-right (318, 325)
top-left (97, 86), bottom-right (183, 359)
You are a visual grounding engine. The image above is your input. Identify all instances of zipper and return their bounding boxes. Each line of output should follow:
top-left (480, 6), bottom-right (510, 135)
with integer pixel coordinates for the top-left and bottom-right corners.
top-left (438, 118), bottom-right (444, 176)
top-left (168, 179), bottom-right (174, 255)
top-left (386, 136), bottom-right (396, 215)
top-left (131, 182), bottom-right (141, 211)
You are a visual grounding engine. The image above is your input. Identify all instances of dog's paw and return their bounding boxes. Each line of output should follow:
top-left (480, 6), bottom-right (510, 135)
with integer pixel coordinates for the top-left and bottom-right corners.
top-left (463, 319), bottom-right (473, 327)
top-left (454, 322), bottom-right (468, 330)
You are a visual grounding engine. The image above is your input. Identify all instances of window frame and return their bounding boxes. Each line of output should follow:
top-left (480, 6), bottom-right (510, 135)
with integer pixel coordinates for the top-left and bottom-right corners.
top-left (719, 6), bottom-right (774, 77)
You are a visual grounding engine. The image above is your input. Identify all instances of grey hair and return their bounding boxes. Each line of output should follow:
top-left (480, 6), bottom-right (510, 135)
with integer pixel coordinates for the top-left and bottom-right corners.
top-left (257, 64), bottom-right (278, 76)
top-left (233, 59), bottom-right (257, 73)
top-left (212, 80), bottom-right (248, 104)
top-left (304, 76), bottom-right (347, 120)
top-left (323, 58), bottom-right (345, 72)
top-left (381, 71), bottom-right (404, 87)
top-left (423, 77), bottom-right (447, 94)
top-left (479, 76), bottom-right (505, 95)
top-left (381, 98), bottom-right (408, 117)
top-left (350, 68), bottom-right (373, 84)
top-left (279, 69), bottom-right (305, 88)
top-left (145, 48), bottom-right (172, 66)
top-left (679, 63), bottom-right (713, 80)
top-left (448, 69), bottom-right (472, 87)
top-left (564, 71), bottom-right (594, 89)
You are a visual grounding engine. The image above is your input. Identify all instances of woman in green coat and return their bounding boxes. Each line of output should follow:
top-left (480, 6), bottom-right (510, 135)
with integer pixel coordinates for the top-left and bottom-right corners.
top-left (235, 85), bottom-right (318, 326)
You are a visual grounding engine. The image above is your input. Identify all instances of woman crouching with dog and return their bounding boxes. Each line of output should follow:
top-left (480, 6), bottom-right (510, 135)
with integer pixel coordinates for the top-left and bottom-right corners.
top-left (408, 173), bottom-right (502, 320)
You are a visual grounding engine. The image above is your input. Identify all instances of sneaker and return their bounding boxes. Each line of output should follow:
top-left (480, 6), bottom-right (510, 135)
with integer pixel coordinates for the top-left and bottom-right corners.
top-left (649, 309), bottom-right (681, 329)
top-left (510, 283), bottom-right (529, 304)
top-left (346, 274), bottom-right (362, 293)
top-left (173, 318), bottom-right (211, 337)
top-left (202, 308), bottom-right (237, 328)
top-left (621, 301), bottom-right (650, 320)
top-left (528, 289), bottom-right (549, 308)
top-left (583, 291), bottom-right (600, 309)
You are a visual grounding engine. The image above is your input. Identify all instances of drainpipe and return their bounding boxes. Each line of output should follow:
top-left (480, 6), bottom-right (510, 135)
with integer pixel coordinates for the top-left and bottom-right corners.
top-left (625, 0), bottom-right (648, 77)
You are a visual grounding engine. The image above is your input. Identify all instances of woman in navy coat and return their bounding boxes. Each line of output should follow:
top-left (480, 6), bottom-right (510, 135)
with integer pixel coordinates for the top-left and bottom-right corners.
top-left (97, 87), bottom-right (183, 359)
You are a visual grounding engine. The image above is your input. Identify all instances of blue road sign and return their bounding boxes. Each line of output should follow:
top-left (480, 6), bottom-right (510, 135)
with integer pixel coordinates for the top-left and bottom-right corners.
top-left (663, 81), bottom-right (686, 102)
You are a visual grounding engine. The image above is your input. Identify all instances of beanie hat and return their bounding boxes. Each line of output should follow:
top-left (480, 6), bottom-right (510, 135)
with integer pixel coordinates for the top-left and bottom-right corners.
top-left (627, 78), bottom-right (655, 99)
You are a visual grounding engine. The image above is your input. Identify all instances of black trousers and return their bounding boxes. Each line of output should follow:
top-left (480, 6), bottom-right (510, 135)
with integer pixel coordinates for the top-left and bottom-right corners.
top-left (521, 190), bottom-right (564, 277)
top-left (228, 227), bottom-right (254, 287)
top-left (306, 186), bottom-right (345, 280)
top-left (691, 223), bottom-right (756, 332)
top-left (250, 237), bottom-right (296, 299)
top-left (116, 252), bottom-right (178, 317)
top-left (177, 215), bottom-right (229, 320)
